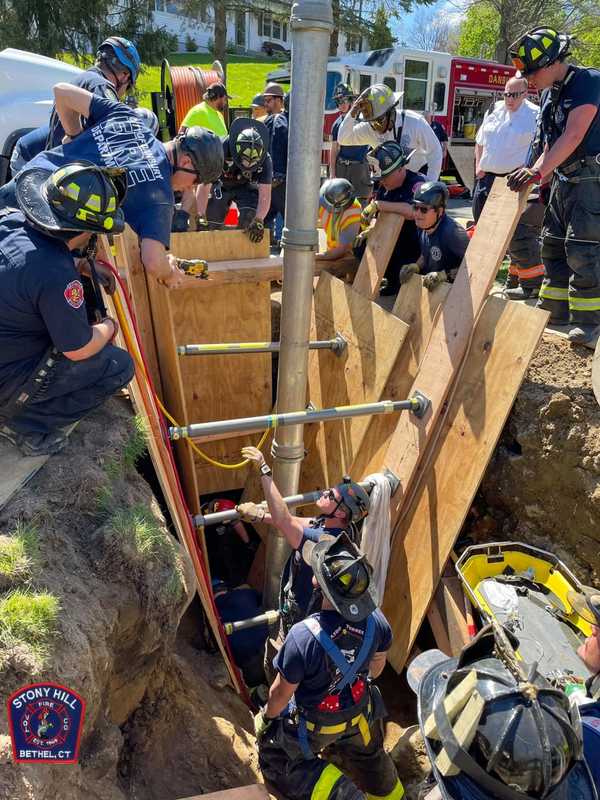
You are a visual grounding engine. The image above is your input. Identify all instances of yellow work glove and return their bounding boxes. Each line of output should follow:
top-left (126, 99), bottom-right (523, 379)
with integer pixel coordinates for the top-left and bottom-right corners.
top-left (422, 270), bottom-right (448, 291)
top-left (360, 200), bottom-right (378, 227)
top-left (398, 263), bottom-right (420, 285)
top-left (254, 709), bottom-right (273, 740)
top-left (236, 502), bottom-right (267, 524)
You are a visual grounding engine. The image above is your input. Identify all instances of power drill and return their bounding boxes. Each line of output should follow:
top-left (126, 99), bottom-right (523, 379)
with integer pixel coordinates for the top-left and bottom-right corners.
top-left (176, 258), bottom-right (209, 279)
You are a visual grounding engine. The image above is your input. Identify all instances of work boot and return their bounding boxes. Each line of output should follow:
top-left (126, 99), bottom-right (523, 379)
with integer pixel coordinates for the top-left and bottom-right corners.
top-left (505, 285), bottom-right (539, 300)
top-left (568, 325), bottom-right (600, 349)
top-left (503, 273), bottom-right (519, 291)
top-left (0, 425), bottom-right (70, 457)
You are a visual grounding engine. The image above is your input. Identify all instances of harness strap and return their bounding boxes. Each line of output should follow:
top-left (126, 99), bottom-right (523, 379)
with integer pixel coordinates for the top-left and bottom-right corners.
top-left (303, 614), bottom-right (376, 692)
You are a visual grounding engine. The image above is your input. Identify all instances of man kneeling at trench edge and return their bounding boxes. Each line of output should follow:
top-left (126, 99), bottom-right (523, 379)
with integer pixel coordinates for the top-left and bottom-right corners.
top-left (236, 446), bottom-right (371, 678)
top-left (0, 162), bottom-right (134, 457)
top-left (255, 534), bottom-right (404, 800)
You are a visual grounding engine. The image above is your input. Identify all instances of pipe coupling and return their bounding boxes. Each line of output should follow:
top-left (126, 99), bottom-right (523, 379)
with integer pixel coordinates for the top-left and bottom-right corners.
top-left (291, 0), bottom-right (334, 31)
top-left (271, 438), bottom-right (305, 463)
top-left (281, 225), bottom-right (319, 251)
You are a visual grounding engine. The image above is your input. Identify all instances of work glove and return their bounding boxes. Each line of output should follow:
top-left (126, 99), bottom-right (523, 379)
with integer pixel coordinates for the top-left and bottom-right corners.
top-left (506, 167), bottom-right (542, 192)
top-left (236, 502), bottom-right (267, 524)
top-left (398, 263), bottom-right (420, 285)
top-left (245, 218), bottom-right (265, 243)
top-left (254, 709), bottom-right (273, 740)
top-left (353, 228), bottom-right (370, 250)
top-left (177, 258), bottom-right (209, 279)
top-left (360, 200), bottom-right (378, 227)
top-left (423, 270), bottom-right (448, 291)
top-left (195, 215), bottom-right (210, 231)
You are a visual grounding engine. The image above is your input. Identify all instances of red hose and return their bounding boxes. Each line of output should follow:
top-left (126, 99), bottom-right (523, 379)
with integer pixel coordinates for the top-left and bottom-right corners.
top-left (99, 258), bottom-right (251, 705)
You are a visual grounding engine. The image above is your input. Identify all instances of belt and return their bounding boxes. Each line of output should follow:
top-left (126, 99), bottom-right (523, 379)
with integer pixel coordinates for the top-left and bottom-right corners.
top-left (338, 158), bottom-right (365, 165)
top-left (305, 701), bottom-right (372, 739)
top-left (482, 171), bottom-right (509, 177)
top-left (557, 154), bottom-right (600, 179)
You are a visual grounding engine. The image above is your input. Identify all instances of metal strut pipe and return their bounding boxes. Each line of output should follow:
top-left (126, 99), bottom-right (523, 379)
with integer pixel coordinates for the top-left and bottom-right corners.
top-left (265, 0), bottom-right (334, 609)
top-left (168, 392), bottom-right (430, 441)
top-left (176, 332), bottom-right (347, 357)
top-left (194, 479), bottom-right (379, 529)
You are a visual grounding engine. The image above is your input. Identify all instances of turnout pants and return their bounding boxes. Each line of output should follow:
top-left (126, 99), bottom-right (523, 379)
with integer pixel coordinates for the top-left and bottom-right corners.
top-left (539, 160), bottom-right (600, 327)
top-left (259, 692), bottom-right (403, 800)
top-left (207, 184), bottom-right (258, 228)
top-left (0, 345), bottom-right (133, 438)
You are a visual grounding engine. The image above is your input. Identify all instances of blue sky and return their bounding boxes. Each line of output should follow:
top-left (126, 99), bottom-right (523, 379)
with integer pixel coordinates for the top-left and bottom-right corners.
top-left (390, 0), bottom-right (466, 47)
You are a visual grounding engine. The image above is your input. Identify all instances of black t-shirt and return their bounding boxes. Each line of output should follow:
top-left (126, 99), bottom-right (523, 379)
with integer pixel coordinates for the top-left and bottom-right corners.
top-left (221, 138), bottom-right (273, 190)
top-left (419, 213), bottom-right (469, 277)
top-left (1, 97), bottom-right (174, 247)
top-left (48, 66), bottom-right (119, 149)
top-left (0, 212), bottom-right (91, 396)
top-left (265, 112), bottom-right (289, 177)
top-left (541, 65), bottom-right (600, 155)
top-left (376, 170), bottom-right (425, 265)
top-left (431, 121), bottom-right (448, 144)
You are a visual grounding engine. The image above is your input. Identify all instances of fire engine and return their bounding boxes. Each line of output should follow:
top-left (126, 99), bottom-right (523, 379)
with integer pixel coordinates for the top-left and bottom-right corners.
top-left (268, 46), bottom-right (530, 190)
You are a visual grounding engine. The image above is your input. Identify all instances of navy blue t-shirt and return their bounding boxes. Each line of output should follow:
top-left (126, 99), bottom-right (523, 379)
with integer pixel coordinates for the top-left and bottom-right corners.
top-left (0, 212), bottom-right (91, 397)
top-left (541, 66), bottom-right (600, 155)
top-left (214, 587), bottom-right (268, 665)
top-left (15, 126), bottom-right (50, 165)
top-left (48, 66), bottom-right (119, 149)
top-left (280, 522), bottom-right (345, 618)
top-left (1, 97), bottom-right (174, 247)
top-left (377, 170), bottom-right (425, 266)
top-left (332, 115), bottom-right (368, 163)
top-left (265, 112), bottom-right (288, 177)
top-left (430, 121), bottom-right (448, 144)
top-left (274, 608), bottom-right (392, 710)
top-left (419, 213), bottom-right (469, 278)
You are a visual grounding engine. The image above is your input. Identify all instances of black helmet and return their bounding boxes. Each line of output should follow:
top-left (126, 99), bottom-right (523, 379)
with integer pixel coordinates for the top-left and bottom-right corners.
top-left (332, 83), bottom-right (355, 103)
top-left (132, 106), bottom-right (160, 136)
top-left (228, 117), bottom-right (268, 172)
top-left (97, 36), bottom-right (141, 85)
top-left (319, 178), bottom-right (356, 212)
top-left (335, 477), bottom-right (370, 523)
top-left (509, 27), bottom-right (571, 76)
top-left (410, 625), bottom-right (597, 800)
top-left (16, 161), bottom-right (125, 237)
top-left (414, 180), bottom-right (449, 210)
top-left (371, 141), bottom-right (413, 177)
top-left (302, 532), bottom-right (377, 621)
top-left (176, 126), bottom-right (224, 184)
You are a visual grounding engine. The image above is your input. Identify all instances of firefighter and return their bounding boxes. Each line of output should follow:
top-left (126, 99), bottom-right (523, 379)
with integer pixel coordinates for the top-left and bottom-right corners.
top-left (507, 27), bottom-right (600, 347)
top-left (473, 75), bottom-right (543, 299)
top-left (316, 178), bottom-right (362, 262)
top-left (357, 141), bottom-right (425, 295)
top-left (235, 446), bottom-right (370, 639)
top-left (0, 163), bottom-right (133, 457)
top-left (264, 84), bottom-right (289, 250)
top-left (330, 84), bottom-right (371, 203)
top-left (255, 534), bottom-right (404, 800)
top-left (10, 36), bottom-right (141, 175)
top-left (195, 118), bottom-right (272, 242)
top-left (337, 83), bottom-right (443, 180)
top-left (409, 624), bottom-right (597, 800)
top-left (401, 180), bottom-right (469, 290)
top-left (0, 83), bottom-right (224, 289)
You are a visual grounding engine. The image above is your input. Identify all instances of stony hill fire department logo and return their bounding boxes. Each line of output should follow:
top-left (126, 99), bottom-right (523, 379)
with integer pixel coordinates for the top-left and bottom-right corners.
top-left (7, 682), bottom-right (85, 764)
top-left (64, 280), bottom-right (84, 309)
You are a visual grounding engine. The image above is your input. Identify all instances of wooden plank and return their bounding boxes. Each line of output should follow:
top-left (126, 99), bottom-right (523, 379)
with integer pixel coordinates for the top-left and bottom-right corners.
top-left (440, 576), bottom-right (471, 655)
top-left (381, 182), bottom-right (530, 526)
top-left (179, 787), bottom-right (269, 800)
top-left (170, 229), bottom-right (270, 261)
top-left (350, 276), bottom-right (450, 479)
top-left (300, 272), bottom-right (410, 492)
top-left (112, 227), bottom-right (163, 397)
top-left (179, 256), bottom-right (284, 287)
top-left (448, 143), bottom-right (475, 194)
top-left (382, 296), bottom-right (548, 672)
top-left (0, 442), bottom-right (48, 511)
top-left (426, 595), bottom-right (452, 656)
top-left (352, 213), bottom-right (404, 299)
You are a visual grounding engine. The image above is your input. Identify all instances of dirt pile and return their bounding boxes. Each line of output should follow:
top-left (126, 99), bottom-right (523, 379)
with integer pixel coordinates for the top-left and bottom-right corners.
top-left (0, 398), bottom-right (259, 800)
top-left (482, 333), bottom-right (600, 580)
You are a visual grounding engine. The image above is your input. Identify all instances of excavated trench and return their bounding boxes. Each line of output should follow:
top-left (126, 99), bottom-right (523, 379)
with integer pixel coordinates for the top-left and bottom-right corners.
top-left (1, 333), bottom-right (598, 800)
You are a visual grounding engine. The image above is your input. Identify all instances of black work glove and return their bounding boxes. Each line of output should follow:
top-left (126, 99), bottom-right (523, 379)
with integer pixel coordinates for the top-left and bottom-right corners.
top-left (506, 167), bottom-right (541, 192)
top-left (245, 218), bottom-right (265, 243)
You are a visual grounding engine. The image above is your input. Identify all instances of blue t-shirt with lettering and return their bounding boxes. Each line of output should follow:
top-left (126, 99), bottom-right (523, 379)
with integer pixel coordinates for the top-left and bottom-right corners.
top-left (0, 97), bottom-right (173, 247)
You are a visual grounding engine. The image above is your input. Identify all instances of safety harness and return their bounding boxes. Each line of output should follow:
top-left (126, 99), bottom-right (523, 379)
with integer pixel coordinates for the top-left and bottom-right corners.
top-left (292, 614), bottom-right (376, 759)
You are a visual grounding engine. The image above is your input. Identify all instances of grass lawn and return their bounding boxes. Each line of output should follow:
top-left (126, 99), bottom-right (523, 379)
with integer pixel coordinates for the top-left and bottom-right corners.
top-left (61, 52), bottom-right (287, 110)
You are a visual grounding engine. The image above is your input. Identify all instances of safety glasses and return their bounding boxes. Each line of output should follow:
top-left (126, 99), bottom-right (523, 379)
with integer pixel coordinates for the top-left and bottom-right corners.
top-left (414, 204), bottom-right (433, 214)
top-left (503, 90), bottom-right (526, 98)
top-left (335, 98), bottom-right (351, 107)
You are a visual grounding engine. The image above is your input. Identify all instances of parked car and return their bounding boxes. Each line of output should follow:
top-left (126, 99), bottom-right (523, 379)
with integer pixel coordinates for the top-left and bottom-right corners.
top-left (0, 48), bottom-right (81, 185)
top-left (261, 42), bottom-right (290, 58)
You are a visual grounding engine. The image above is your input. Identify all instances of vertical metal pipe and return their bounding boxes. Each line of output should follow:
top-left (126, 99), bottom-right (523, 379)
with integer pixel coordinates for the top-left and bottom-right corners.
top-left (263, 0), bottom-right (333, 609)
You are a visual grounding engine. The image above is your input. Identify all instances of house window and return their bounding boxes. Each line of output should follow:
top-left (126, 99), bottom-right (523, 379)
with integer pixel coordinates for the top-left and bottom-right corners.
top-left (346, 34), bottom-right (362, 52)
top-left (259, 12), bottom-right (286, 41)
top-left (282, 22), bottom-right (288, 42)
top-left (259, 12), bottom-right (271, 38)
top-left (273, 19), bottom-right (281, 39)
top-left (403, 59), bottom-right (429, 111)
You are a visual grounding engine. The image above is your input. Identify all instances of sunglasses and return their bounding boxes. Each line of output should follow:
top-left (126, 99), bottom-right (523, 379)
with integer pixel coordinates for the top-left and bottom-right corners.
top-left (503, 90), bottom-right (526, 98)
top-left (414, 204), bottom-right (433, 214)
top-left (335, 98), bottom-right (351, 107)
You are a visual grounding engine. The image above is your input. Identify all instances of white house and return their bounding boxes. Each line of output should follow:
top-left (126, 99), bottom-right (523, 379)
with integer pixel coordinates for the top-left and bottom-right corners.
top-left (151, 0), bottom-right (364, 56)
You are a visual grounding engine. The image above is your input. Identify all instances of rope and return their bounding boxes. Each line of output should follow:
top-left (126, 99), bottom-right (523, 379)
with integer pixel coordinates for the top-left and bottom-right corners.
top-left (99, 260), bottom-right (272, 470)
top-left (171, 66), bottom-right (222, 130)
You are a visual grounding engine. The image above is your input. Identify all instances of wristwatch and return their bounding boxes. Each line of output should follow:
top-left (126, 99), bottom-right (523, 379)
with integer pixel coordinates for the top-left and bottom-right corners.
top-left (260, 462), bottom-right (272, 477)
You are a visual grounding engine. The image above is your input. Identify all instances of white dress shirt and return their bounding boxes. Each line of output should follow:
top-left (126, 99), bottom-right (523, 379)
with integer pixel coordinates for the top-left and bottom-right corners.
top-left (476, 99), bottom-right (538, 174)
top-left (337, 93), bottom-right (443, 180)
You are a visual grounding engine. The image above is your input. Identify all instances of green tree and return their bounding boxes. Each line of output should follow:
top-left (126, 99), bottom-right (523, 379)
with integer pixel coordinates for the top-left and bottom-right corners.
top-left (369, 5), bottom-right (396, 49)
top-left (458, 3), bottom-right (499, 61)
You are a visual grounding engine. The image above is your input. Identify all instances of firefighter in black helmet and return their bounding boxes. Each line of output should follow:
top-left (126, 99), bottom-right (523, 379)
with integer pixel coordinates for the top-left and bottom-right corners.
top-left (330, 83), bottom-right (372, 203)
top-left (408, 623), bottom-right (598, 800)
top-left (507, 27), bottom-right (600, 348)
top-left (0, 163), bottom-right (133, 457)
